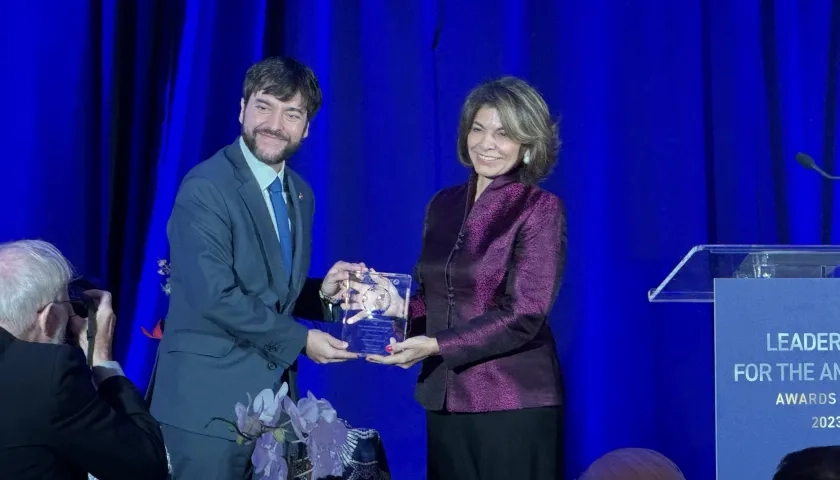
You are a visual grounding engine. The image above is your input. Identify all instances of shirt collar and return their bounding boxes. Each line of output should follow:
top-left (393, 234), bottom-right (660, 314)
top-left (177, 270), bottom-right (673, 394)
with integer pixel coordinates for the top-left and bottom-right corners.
top-left (239, 136), bottom-right (284, 191)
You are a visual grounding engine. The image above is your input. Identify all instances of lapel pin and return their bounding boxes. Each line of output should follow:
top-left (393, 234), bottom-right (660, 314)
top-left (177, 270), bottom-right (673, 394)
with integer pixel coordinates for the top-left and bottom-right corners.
top-left (298, 193), bottom-right (303, 200)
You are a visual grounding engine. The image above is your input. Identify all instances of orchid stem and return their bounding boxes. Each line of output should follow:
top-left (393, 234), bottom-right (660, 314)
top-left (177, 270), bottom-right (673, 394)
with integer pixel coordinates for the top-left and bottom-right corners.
top-left (294, 468), bottom-right (314, 478)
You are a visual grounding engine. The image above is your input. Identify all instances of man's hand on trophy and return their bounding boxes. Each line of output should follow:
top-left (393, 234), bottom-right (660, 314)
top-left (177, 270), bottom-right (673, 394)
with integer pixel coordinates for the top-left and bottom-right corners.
top-left (343, 269), bottom-right (406, 323)
top-left (320, 261), bottom-right (369, 301)
top-left (305, 330), bottom-right (360, 364)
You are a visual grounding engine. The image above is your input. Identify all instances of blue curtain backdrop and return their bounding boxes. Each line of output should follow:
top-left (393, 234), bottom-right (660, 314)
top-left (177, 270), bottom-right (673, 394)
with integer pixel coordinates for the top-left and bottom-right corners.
top-left (1, 1), bottom-right (838, 478)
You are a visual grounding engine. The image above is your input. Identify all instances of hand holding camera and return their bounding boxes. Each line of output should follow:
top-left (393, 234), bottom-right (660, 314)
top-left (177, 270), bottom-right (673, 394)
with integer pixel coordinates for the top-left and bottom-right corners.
top-left (68, 289), bottom-right (117, 365)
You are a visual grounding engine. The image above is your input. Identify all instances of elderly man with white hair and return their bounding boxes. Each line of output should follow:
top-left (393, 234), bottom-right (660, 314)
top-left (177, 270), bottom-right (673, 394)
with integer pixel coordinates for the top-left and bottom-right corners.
top-left (0, 239), bottom-right (169, 480)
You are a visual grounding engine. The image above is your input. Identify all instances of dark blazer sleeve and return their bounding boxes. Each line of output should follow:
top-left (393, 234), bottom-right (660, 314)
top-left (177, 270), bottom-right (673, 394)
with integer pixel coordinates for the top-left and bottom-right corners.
top-left (435, 195), bottom-right (567, 369)
top-left (169, 175), bottom-right (308, 369)
top-left (293, 277), bottom-right (341, 322)
top-left (49, 347), bottom-right (168, 480)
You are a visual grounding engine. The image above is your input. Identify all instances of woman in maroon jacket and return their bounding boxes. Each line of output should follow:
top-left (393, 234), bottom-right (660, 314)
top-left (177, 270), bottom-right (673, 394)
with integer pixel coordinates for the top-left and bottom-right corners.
top-left (367, 76), bottom-right (566, 480)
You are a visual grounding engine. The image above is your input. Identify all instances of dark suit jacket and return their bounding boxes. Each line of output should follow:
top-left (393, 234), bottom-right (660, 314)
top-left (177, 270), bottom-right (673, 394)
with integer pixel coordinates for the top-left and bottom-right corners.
top-left (149, 139), bottom-right (337, 439)
top-left (409, 171), bottom-right (567, 413)
top-left (0, 327), bottom-right (168, 480)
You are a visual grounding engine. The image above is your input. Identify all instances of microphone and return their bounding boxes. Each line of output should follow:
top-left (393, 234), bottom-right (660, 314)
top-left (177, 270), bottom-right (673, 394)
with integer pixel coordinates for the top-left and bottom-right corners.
top-left (795, 152), bottom-right (840, 180)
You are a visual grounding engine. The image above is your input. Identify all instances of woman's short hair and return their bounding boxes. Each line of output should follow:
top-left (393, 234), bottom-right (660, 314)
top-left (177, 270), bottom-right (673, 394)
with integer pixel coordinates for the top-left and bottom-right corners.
top-left (456, 76), bottom-right (560, 184)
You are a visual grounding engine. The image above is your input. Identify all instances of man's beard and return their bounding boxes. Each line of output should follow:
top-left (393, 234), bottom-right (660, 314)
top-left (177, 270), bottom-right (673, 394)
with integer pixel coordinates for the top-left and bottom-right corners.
top-left (242, 126), bottom-right (302, 166)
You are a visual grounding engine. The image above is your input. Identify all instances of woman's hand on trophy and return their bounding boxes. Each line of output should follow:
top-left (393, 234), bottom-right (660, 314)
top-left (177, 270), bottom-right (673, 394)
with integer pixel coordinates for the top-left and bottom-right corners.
top-left (366, 336), bottom-right (439, 369)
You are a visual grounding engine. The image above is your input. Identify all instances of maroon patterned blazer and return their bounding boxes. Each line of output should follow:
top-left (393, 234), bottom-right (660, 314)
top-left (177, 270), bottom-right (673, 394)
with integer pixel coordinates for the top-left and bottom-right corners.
top-left (408, 170), bottom-right (567, 413)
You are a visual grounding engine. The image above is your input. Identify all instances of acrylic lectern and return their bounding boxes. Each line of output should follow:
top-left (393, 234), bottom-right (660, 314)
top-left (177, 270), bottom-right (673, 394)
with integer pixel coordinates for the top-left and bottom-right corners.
top-left (649, 245), bottom-right (840, 479)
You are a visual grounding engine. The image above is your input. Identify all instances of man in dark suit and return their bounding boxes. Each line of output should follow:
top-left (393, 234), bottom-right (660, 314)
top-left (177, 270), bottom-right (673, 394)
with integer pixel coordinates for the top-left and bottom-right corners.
top-left (0, 240), bottom-right (169, 480)
top-left (148, 57), bottom-right (361, 479)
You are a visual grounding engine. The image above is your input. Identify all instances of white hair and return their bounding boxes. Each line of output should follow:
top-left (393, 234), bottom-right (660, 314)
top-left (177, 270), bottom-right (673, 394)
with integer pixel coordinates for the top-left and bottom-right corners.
top-left (579, 448), bottom-right (686, 480)
top-left (0, 240), bottom-right (75, 336)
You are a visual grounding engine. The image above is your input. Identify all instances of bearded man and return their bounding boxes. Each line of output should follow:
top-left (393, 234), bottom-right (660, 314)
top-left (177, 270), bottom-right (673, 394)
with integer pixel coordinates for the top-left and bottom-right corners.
top-left (148, 57), bottom-right (361, 480)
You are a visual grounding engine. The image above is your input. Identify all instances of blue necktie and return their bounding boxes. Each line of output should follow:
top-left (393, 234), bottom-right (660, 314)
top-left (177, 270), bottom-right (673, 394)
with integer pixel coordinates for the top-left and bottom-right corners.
top-left (268, 178), bottom-right (293, 283)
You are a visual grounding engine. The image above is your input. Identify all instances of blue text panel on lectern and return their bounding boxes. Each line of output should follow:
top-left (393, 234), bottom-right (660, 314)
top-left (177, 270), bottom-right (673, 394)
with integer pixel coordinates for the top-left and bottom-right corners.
top-left (715, 278), bottom-right (840, 479)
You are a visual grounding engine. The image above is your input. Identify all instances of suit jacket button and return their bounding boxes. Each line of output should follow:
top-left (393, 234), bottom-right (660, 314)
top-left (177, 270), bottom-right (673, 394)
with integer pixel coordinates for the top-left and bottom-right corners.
top-left (267, 362), bottom-right (277, 370)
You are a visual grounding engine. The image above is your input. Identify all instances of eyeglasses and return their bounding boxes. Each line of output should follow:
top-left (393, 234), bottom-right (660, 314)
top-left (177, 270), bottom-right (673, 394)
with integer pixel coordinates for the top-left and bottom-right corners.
top-left (37, 300), bottom-right (82, 321)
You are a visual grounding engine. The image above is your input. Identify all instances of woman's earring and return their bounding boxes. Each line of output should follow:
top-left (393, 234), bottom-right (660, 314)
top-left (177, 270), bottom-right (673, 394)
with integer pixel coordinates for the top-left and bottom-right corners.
top-left (523, 150), bottom-right (531, 164)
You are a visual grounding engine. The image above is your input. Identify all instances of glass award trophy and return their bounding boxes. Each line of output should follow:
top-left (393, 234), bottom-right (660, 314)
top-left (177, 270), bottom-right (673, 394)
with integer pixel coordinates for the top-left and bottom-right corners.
top-left (340, 270), bottom-right (412, 355)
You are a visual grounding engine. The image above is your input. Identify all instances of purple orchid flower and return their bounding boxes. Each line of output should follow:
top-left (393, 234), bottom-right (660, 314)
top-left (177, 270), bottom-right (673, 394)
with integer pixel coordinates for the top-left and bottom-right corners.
top-left (305, 418), bottom-right (349, 478)
top-left (252, 383), bottom-right (288, 427)
top-left (282, 390), bottom-right (340, 439)
top-left (235, 386), bottom-right (352, 478)
top-left (281, 397), bottom-right (313, 439)
top-left (235, 383), bottom-right (290, 438)
top-left (252, 432), bottom-right (288, 480)
top-left (304, 391), bottom-right (338, 423)
top-left (234, 395), bottom-right (263, 438)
